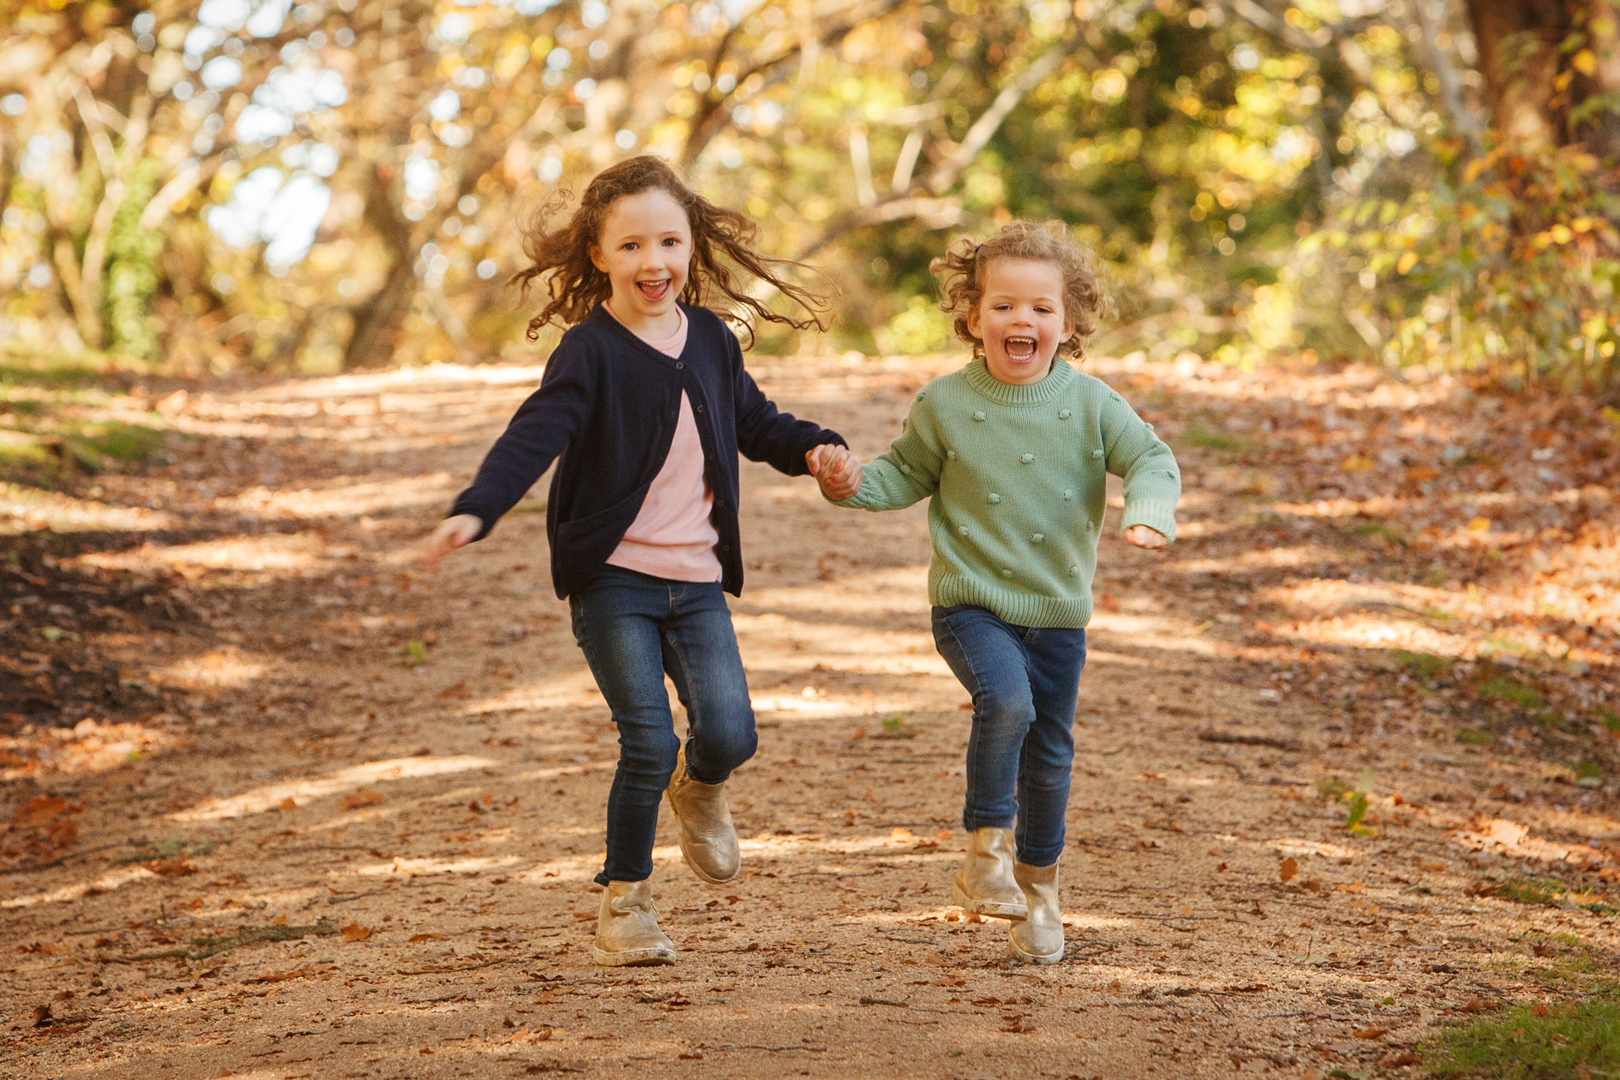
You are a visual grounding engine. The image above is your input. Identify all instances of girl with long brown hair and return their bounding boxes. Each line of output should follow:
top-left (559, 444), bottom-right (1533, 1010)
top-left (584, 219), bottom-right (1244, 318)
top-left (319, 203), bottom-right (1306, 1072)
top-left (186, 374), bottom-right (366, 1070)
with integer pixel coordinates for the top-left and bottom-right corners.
top-left (424, 156), bottom-right (857, 965)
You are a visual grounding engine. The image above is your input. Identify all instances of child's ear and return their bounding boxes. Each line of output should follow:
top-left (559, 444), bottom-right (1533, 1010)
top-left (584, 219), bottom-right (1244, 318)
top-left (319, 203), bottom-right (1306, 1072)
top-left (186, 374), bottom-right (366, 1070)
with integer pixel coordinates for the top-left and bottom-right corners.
top-left (965, 304), bottom-right (982, 338)
top-left (588, 244), bottom-right (606, 273)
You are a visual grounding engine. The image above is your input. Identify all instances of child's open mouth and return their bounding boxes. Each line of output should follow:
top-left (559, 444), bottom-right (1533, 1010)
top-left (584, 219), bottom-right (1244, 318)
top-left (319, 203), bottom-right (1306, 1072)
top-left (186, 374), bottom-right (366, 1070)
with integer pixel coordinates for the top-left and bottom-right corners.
top-left (1004, 336), bottom-right (1038, 362)
top-left (637, 277), bottom-right (672, 303)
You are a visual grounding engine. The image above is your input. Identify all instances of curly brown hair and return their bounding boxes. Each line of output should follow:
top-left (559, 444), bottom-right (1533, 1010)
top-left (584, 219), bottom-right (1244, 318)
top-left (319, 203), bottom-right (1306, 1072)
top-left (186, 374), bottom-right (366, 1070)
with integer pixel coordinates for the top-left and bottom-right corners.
top-left (930, 220), bottom-right (1108, 359)
top-left (511, 155), bottom-right (827, 341)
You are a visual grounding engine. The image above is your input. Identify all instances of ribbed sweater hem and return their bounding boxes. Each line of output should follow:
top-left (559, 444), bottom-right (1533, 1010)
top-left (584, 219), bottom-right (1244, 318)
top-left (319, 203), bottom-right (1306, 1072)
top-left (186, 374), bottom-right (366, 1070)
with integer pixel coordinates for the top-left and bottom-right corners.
top-left (930, 571), bottom-right (1093, 630)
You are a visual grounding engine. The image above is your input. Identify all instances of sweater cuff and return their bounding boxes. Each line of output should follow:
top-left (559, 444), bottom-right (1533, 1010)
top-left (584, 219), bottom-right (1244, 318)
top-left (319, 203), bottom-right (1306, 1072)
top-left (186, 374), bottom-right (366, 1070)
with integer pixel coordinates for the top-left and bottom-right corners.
top-left (1121, 501), bottom-right (1177, 544)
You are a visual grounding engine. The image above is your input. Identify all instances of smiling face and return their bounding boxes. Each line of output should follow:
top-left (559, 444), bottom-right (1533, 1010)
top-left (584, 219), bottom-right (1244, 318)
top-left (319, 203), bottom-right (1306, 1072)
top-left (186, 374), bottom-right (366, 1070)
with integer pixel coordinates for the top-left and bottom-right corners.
top-left (965, 258), bottom-right (1074, 385)
top-left (589, 187), bottom-right (693, 339)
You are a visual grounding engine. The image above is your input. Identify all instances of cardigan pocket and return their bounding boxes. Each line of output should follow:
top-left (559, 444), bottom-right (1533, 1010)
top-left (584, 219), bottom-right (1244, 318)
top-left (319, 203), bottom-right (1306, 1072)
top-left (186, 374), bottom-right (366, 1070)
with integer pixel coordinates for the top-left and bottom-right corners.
top-left (554, 483), bottom-right (654, 565)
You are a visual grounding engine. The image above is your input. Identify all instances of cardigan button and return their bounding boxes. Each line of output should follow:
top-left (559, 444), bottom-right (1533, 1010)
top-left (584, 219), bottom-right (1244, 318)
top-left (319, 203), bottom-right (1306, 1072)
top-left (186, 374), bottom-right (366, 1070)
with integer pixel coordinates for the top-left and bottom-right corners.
top-left (1000, 568), bottom-right (1013, 578)
top-left (1059, 409), bottom-right (1071, 420)
top-left (1063, 489), bottom-right (1073, 500)
top-left (973, 411), bottom-right (986, 422)
top-left (987, 493), bottom-right (1001, 504)
top-left (1031, 533), bottom-right (1044, 543)
top-left (957, 525), bottom-right (969, 536)
top-left (695, 403), bottom-right (704, 413)
top-left (947, 450), bottom-right (957, 460)
top-left (1091, 449), bottom-right (1104, 459)
top-left (675, 362), bottom-right (684, 370)
top-left (1020, 453), bottom-right (1035, 464)
top-left (1067, 565), bottom-right (1079, 577)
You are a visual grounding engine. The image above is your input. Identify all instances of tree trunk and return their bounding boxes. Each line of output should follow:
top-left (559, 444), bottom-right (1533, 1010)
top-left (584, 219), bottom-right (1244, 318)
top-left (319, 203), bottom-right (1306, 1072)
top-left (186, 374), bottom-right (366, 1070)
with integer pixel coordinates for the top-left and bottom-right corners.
top-left (1463, 0), bottom-right (1572, 147)
top-left (344, 160), bottom-right (417, 369)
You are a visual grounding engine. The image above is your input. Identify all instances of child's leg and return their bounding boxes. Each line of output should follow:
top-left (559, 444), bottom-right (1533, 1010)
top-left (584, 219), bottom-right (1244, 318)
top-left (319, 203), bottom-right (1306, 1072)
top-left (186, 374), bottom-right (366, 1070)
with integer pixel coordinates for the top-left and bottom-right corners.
top-left (1012, 628), bottom-right (1087, 866)
top-left (931, 604), bottom-right (1037, 919)
top-left (569, 569), bottom-right (683, 886)
top-left (658, 581), bottom-right (757, 783)
top-left (930, 605), bottom-right (1037, 832)
top-left (658, 580), bottom-right (755, 884)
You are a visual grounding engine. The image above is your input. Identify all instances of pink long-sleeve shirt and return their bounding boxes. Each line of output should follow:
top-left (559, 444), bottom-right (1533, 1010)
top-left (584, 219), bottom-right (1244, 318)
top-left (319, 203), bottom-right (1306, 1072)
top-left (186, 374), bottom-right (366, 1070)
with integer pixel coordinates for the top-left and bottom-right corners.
top-left (602, 305), bottom-right (724, 582)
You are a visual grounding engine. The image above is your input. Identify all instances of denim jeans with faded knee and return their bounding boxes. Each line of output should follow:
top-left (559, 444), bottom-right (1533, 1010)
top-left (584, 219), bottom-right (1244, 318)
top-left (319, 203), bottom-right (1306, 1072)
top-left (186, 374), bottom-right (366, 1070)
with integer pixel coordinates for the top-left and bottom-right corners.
top-left (570, 566), bottom-right (757, 885)
top-left (931, 604), bottom-right (1087, 868)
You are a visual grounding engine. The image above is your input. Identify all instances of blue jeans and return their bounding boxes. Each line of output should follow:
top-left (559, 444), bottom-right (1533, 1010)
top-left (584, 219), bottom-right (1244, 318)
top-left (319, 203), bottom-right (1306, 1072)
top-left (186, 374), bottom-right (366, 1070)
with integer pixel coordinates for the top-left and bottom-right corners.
top-left (569, 566), bottom-right (757, 884)
top-left (931, 605), bottom-right (1087, 868)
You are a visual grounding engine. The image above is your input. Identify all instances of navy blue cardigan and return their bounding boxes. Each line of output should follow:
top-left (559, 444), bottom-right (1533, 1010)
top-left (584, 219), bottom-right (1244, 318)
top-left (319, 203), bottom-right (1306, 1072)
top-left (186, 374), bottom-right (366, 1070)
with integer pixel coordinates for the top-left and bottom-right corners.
top-left (449, 304), bottom-right (846, 599)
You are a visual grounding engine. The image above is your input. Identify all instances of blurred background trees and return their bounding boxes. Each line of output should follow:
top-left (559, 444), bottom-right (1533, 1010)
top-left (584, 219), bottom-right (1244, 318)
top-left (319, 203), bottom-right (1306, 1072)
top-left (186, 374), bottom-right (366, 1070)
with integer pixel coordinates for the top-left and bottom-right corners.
top-left (2, 0), bottom-right (1619, 389)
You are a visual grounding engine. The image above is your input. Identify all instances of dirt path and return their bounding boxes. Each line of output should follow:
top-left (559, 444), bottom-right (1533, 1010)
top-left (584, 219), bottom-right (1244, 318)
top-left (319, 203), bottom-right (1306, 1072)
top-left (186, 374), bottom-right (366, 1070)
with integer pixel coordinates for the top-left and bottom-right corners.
top-left (2, 355), bottom-right (1617, 1079)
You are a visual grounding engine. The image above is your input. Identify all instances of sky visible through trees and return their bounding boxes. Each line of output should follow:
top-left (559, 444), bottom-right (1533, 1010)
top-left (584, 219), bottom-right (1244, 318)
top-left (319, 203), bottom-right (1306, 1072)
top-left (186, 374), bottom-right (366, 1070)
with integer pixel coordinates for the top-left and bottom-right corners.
top-left (2, 0), bottom-right (1620, 388)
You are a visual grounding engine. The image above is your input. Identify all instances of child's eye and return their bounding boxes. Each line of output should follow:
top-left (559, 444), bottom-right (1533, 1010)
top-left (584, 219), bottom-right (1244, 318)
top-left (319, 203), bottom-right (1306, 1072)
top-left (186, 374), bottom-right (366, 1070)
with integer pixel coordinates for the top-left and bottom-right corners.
top-left (621, 242), bottom-right (638, 251)
top-left (662, 237), bottom-right (680, 247)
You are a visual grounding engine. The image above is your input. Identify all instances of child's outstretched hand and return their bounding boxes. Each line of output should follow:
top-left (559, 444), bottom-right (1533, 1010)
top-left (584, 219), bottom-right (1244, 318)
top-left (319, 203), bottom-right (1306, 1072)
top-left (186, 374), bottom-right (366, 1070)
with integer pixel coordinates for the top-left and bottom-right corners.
top-left (423, 514), bottom-right (483, 572)
top-left (807, 444), bottom-right (862, 501)
top-left (1124, 525), bottom-right (1168, 552)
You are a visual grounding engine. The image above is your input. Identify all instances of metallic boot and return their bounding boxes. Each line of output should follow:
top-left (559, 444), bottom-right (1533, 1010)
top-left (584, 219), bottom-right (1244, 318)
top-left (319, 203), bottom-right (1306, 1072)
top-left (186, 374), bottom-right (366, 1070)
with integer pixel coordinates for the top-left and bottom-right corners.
top-left (950, 826), bottom-right (1028, 920)
top-left (590, 880), bottom-right (677, 967)
top-left (666, 745), bottom-right (740, 884)
top-left (1009, 861), bottom-right (1064, 964)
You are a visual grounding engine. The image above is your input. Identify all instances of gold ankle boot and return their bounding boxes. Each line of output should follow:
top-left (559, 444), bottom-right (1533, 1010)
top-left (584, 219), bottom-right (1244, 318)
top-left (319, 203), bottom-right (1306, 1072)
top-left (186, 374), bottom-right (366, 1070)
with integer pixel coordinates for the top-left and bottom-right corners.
top-left (950, 827), bottom-right (1028, 920)
top-left (665, 745), bottom-right (740, 884)
top-left (1009, 861), bottom-right (1064, 964)
top-left (590, 880), bottom-right (677, 967)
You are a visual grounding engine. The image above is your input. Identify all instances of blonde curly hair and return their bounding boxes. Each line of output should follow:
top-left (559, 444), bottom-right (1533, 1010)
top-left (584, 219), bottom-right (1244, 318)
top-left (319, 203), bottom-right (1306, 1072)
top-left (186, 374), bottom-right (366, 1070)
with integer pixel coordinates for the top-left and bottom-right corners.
top-left (930, 220), bottom-right (1108, 359)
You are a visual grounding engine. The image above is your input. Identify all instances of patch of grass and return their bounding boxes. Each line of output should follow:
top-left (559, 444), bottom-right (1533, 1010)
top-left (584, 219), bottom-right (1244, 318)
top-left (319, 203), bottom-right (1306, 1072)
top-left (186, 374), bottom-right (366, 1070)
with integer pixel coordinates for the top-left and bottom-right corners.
top-left (1596, 706), bottom-right (1620, 734)
top-left (1317, 776), bottom-right (1352, 799)
top-left (1354, 520), bottom-right (1407, 544)
top-left (1394, 650), bottom-right (1455, 678)
top-left (1493, 877), bottom-right (1620, 916)
top-left (1181, 424), bottom-right (1252, 453)
top-left (1426, 997), bottom-right (1620, 1078)
top-left (1479, 678), bottom-right (1545, 710)
top-left (1457, 728), bottom-right (1494, 745)
top-left (84, 421), bottom-right (165, 462)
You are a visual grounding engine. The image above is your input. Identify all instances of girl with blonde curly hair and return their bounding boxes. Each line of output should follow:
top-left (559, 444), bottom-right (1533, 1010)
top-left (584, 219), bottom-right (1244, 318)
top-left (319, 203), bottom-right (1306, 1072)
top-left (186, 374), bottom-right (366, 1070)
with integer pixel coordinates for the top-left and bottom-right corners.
top-left (814, 220), bottom-right (1180, 963)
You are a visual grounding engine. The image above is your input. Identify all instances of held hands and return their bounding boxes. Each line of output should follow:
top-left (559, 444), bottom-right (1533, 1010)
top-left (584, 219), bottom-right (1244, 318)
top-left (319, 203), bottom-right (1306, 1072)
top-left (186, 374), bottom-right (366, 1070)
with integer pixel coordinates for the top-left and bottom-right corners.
top-left (1124, 525), bottom-right (1169, 552)
top-left (806, 444), bottom-right (862, 501)
top-left (422, 514), bottom-right (483, 572)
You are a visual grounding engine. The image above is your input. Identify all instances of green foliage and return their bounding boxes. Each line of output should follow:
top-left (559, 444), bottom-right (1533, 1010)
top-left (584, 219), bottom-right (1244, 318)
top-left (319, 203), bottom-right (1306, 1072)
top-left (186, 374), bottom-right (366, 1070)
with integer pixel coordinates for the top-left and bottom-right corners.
top-left (1180, 424), bottom-right (1252, 453)
top-left (103, 158), bottom-right (165, 359)
top-left (1426, 998), bottom-right (1620, 1079)
top-left (1457, 728), bottom-right (1494, 745)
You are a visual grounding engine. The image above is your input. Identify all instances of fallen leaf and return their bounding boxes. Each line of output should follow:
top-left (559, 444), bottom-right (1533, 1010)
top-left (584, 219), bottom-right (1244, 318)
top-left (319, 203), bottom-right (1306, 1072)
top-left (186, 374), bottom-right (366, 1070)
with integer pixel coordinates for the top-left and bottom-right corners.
top-left (149, 858), bottom-right (197, 877)
top-left (341, 923), bottom-right (373, 942)
top-left (1279, 857), bottom-right (1299, 883)
top-left (1335, 881), bottom-right (1366, 893)
top-left (270, 916), bottom-right (288, 926)
top-left (512, 1027), bottom-right (554, 1044)
top-left (30, 1004), bottom-right (51, 1027)
top-left (247, 967), bottom-right (314, 984)
top-left (15, 796), bottom-right (67, 829)
top-left (277, 797), bottom-right (297, 812)
top-left (409, 932), bottom-right (445, 943)
top-left (677, 1052), bottom-right (703, 1060)
top-left (1460, 997), bottom-right (1491, 1013)
top-left (1353, 1027), bottom-right (1389, 1039)
top-left (1379, 1051), bottom-right (1420, 1066)
top-left (1416, 860), bottom-right (1446, 871)
top-left (341, 790), bottom-right (384, 810)
top-left (1531, 1003), bottom-right (1549, 1017)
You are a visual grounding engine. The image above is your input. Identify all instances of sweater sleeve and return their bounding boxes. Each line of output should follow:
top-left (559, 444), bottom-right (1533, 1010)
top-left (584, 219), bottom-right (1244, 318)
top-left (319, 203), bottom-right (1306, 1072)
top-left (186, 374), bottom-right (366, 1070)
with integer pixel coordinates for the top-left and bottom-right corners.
top-left (731, 333), bottom-right (846, 474)
top-left (832, 396), bottom-right (942, 512)
top-left (448, 339), bottom-right (593, 539)
top-left (1100, 391), bottom-right (1181, 542)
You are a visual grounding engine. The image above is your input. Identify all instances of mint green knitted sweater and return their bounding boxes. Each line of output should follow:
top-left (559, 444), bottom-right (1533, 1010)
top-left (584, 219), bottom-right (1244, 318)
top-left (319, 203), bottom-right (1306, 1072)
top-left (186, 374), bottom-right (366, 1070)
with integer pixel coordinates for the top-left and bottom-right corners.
top-left (833, 358), bottom-right (1180, 628)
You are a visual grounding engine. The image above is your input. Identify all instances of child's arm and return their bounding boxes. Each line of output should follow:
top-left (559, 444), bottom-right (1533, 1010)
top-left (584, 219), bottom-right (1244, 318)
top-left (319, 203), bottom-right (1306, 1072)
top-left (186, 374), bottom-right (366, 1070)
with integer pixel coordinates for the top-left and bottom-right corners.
top-left (1101, 392), bottom-right (1181, 549)
top-left (824, 400), bottom-right (942, 512)
top-left (732, 361), bottom-right (847, 475)
top-left (426, 345), bottom-right (594, 565)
